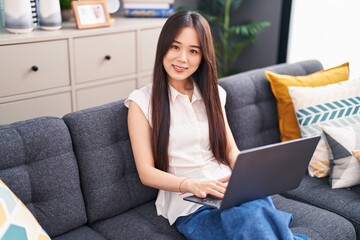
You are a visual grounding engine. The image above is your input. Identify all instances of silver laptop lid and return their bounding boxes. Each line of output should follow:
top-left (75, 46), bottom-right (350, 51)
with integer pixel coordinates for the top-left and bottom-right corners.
top-left (220, 135), bottom-right (320, 209)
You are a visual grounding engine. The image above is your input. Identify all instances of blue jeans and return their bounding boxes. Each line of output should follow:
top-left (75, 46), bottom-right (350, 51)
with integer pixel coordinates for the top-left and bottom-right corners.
top-left (176, 197), bottom-right (310, 240)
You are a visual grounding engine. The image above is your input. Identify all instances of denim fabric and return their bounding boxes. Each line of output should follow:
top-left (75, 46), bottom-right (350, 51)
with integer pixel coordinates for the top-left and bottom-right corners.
top-left (176, 197), bottom-right (310, 240)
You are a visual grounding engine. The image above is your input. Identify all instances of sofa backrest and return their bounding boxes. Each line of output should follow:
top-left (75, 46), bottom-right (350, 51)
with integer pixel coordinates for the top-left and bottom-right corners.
top-left (219, 60), bottom-right (323, 150)
top-left (63, 100), bottom-right (157, 224)
top-left (0, 117), bottom-right (87, 238)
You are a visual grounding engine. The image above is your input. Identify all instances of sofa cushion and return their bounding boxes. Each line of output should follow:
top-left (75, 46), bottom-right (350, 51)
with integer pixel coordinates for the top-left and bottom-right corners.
top-left (0, 117), bottom-right (87, 238)
top-left (0, 179), bottom-right (50, 240)
top-left (90, 200), bottom-right (185, 240)
top-left (265, 62), bottom-right (349, 142)
top-left (272, 194), bottom-right (356, 240)
top-left (63, 100), bottom-right (157, 224)
top-left (282, 175), bottom-right (360, 238)
top-left (288, 78), bottom-right (360, 178)
top-left (219, 60), bottom-right (324, 150)
top-left (322, 125), bottom-right (360, 188)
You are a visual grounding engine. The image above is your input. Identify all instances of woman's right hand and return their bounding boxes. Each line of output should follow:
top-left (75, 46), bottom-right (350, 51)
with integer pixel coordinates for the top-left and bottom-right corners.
top-left (182, 175), bottom-right (230, 199)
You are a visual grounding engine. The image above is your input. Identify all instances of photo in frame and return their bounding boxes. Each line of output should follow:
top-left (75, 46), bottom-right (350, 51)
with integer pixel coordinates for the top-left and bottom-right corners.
top-left (72, 0), bottom-right (111, 29)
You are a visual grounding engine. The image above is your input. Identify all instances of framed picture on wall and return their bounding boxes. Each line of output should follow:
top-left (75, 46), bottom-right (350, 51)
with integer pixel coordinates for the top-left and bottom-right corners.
top-left (72, 0), bottom-right (111, 29)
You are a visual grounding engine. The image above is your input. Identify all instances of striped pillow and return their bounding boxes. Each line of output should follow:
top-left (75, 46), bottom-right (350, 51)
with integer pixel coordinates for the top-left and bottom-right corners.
top-left (288, 77), bottom-right (360, 178)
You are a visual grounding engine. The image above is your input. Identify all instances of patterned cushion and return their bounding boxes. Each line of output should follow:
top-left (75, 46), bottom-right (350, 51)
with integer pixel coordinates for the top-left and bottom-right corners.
top-left (322, 125), bottom-right (360, 188)
top-left (265, 62), bottom-right (349, 142)
top-left (0, 180), bottom-right (50, 240)
top-left (288, 78), bottom-right (360, 177)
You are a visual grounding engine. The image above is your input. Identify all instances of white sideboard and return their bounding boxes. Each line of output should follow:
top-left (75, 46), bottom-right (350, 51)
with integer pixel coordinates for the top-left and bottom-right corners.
top-left (0, 17), bottom-right (165, 124)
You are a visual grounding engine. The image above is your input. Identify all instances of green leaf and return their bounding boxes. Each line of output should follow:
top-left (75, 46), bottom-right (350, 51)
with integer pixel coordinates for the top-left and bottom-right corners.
top-left (228, 21), bottom-right (271, 37)
top-left (60, 0), bottom-right (72, 10)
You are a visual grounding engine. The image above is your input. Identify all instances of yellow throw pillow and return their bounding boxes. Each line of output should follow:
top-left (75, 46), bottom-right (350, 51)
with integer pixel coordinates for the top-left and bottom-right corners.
top-left (265, 62), bottom-right (349, 142)
top-left (0, 180), bottom-right (50, 240)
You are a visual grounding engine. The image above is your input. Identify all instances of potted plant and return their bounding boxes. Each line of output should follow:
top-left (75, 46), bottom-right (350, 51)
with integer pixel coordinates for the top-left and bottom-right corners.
top-left (60, 0), bottom-right (73, 21)
top-left (197, 0), bottom-right (271, 77)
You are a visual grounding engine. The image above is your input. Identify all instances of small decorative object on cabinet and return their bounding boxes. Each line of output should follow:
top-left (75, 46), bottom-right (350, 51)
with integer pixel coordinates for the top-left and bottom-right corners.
top-left (60, 0), bottom-right (73, 21)
top-left (72, 0), bottom-right (111, 29)
top-left (39, 0), bottom-right (62, 30)
top-left (3, 0), bottom-right (33, 33)
top-left (107, 0), bottom-right (120, 14)
top-left (30, 0), bottom-right (39, 26)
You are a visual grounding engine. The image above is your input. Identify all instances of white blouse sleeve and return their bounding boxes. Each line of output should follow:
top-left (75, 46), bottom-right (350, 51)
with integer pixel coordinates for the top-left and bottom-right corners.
top-left (218, 85), bottom-right (227, 108)
top-left (124, 83), bottom-right (152, 122)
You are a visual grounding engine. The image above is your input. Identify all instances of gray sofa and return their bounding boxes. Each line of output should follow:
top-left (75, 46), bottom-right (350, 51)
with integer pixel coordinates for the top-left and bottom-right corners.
top-left (0, 60), bottom-right (358, 240)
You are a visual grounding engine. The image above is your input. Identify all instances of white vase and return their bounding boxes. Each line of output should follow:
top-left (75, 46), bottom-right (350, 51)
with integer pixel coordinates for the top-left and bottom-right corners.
top-left (39, 0), bottom-right (62, 30)
top-left (4, 0), bottom-right (34, 34)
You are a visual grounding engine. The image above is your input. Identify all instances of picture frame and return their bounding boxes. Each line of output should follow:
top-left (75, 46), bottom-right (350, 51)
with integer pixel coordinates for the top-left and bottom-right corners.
top-left (72, 0), bottom-right (111, 29)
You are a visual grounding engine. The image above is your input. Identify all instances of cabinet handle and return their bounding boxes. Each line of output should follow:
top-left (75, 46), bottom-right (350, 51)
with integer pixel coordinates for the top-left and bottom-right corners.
top-left (104, 55), bottom-right (111, 60)
top-left (31, 65), bottom-right (39, 72)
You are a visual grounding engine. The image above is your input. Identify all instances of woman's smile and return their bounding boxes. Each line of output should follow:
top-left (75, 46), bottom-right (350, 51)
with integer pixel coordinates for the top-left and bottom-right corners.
top-left (172, 64), bottom-right (188, 73)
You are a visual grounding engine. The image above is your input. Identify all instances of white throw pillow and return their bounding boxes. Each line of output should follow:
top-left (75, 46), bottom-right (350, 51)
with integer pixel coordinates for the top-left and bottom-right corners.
top-left (322, 125), bottom-right (360, 188)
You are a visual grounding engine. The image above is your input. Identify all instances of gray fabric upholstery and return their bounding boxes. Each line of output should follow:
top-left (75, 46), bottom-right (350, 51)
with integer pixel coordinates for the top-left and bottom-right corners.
top-left (219, 59), bottom-right (323, 150)
top-left (0, 117), bottom-right (87, 238)
top-left (283, 175), bottom-right (360, 238)
top-left (91, 201), bottom-right (185, 240)
top-left (52, 226), bottom-right (107, 240)
top-left (63, 100), bottom-right (157, 224)
top-left (273, 194), bottom-right (356, 240)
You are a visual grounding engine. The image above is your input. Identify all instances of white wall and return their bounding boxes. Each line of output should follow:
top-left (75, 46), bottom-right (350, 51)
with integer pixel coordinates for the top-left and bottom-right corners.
top-left (287, 0), bottom-right (360, 79)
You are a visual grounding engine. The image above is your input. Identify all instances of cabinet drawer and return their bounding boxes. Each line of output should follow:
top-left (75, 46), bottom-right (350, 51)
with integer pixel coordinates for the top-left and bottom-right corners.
top-left (76, 79), bottom-right (136, 110)
top-left (0, 40), bottom-right (70, 97)
top-left (140, 28), bottom-right (161, 72)
top-left (74, 32), bottom-right (136, 84)
top-left (0, 92), bottom-right (72, 124)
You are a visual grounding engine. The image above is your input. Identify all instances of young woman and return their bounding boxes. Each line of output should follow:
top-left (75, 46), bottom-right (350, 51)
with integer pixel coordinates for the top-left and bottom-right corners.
top-left (125, 11), bottom-right (309, 240)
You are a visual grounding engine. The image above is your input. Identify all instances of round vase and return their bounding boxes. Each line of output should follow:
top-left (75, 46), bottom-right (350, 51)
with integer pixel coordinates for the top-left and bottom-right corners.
top-left (4, 0), bottom-right (33, 34)
top-left (39, 0), bottom-right (62, 30)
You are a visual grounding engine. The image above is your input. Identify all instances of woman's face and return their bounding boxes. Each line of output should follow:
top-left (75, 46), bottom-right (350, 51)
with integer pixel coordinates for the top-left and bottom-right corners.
top-left (163, 27), bottom-right (202, 84)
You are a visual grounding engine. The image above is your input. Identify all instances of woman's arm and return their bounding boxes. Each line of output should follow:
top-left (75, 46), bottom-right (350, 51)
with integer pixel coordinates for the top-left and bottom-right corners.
top-left (128, 100), bottom-right (228, 198)
top-left (223, 109), bottom-right (241, 169)
top-left (128, 100), bottom-right (183, 192)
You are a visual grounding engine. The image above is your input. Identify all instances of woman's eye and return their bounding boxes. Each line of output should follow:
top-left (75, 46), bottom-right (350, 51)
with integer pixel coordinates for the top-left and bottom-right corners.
top-left (171, 44), bottom-right (179, 50)
top-left (190, 49), bottom-right (199, 54)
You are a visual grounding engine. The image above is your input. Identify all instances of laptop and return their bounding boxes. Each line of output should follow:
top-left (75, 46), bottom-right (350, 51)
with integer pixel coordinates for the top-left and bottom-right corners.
top-left (183, 135), bottom-right (320, 210)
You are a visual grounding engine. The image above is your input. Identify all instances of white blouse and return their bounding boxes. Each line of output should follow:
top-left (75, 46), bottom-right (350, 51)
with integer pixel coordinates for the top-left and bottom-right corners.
top-left (124, 82), bottom-right (231, 225)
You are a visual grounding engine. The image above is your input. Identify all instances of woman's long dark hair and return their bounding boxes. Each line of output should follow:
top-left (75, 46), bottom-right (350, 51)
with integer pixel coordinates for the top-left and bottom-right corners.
top-left (151, 11), bottom-right (229, 171)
